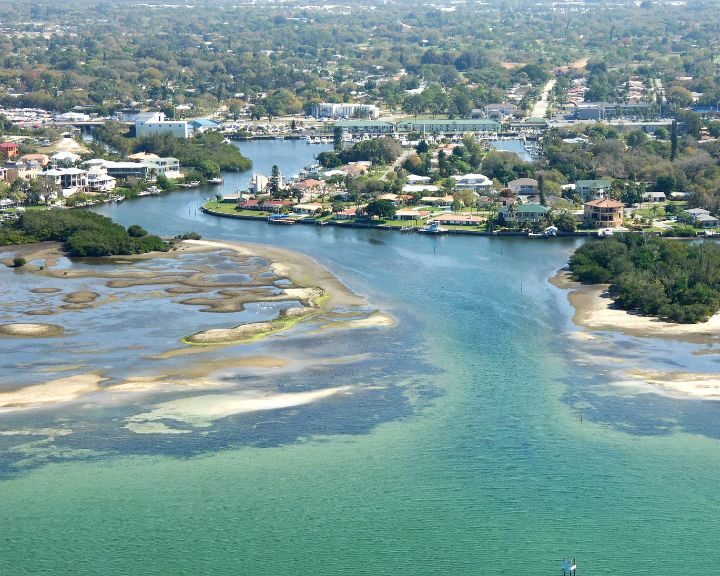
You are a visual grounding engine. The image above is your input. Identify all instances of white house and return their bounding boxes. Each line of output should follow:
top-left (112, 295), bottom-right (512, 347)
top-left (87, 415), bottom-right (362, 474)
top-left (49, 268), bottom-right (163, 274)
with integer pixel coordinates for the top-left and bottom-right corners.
top-left (642, 191), bottom-right (666, 203)
top-left (249, 173), bottom-right (270, 194)
top-left (50, 151), bottom-right (81, 166)
top-left (508, 178), bottom-right (538, 195)
top-left (39, 167), bottom-right (88, 197)
top-left (85, 161), bottom-right (116, 192)
top-left (135, 112), bottom-right (189, 139)
top-left (453, 173), bottom-right (493, 192)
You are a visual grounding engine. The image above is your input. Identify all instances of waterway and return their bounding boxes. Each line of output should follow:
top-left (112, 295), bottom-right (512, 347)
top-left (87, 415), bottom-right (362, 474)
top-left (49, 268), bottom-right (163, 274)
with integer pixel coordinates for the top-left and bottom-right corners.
top-left (1, 139), bottom-right (719, 575)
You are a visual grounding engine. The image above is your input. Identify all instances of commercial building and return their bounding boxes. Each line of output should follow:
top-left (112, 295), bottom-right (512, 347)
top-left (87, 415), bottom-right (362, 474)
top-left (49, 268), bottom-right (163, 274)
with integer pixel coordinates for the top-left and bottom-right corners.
top-left (312, 103), bottom-right (380, 119)
top-left (135, 112), bottom-right (189, 139)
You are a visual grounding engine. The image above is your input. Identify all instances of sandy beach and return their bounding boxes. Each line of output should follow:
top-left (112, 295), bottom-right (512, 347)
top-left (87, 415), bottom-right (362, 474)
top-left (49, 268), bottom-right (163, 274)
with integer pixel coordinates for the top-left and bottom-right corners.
top-left (552, 269), bottom-right (720, 341)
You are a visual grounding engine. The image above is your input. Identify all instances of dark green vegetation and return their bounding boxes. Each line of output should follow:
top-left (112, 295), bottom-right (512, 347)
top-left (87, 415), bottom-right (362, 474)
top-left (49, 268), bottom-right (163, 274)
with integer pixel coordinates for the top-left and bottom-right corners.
top-left (134, 133), bottom-right (251, 173)
top-left (318, 137), bottom-right (402, 168)
top-left (1, 211), bottom-right (167, 257)
top-left (570, 236), bottom-right (720, 323)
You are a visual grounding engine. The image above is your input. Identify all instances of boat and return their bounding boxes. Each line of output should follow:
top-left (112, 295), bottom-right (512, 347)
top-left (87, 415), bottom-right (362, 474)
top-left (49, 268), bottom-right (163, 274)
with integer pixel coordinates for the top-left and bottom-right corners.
top-left (268, 214), bottom-right (295, 225)
top-left (418, 221), bottom-right (446, 234)
top-left (208, 177), bottom-right (224, 185)
top-left (528, 232), bottom-right (544, 238)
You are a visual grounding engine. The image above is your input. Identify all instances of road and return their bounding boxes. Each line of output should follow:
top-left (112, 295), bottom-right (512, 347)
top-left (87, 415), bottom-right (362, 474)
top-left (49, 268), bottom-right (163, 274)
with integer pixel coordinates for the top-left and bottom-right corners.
top-left (531, 78), bottom-right (557, 119)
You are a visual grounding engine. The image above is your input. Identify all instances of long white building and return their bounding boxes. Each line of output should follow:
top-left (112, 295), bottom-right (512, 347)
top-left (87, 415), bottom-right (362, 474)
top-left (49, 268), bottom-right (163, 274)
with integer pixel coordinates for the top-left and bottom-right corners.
top-left (135, 112), bottom-right (189, 139)
top-left (312, 103), bottom-right (379, 120)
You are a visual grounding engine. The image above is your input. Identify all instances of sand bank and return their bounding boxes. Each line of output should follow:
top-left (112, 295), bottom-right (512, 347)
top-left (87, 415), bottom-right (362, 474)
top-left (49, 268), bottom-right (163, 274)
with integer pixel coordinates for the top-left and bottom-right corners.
top-left (623, 370), bottom-right (720, 401)
top-left (0, 323), bottom-right (64, 338)
top-left (552, 270), bottom-right (720, 340)
top-left (125, 385), bottom-right (353, 430)
top-left (0, 374), bottom-right (104, 412)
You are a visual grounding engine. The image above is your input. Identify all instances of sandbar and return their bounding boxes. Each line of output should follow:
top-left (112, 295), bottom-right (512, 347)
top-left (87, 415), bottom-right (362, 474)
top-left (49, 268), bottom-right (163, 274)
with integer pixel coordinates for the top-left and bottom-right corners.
top-left (0, 374), bottom-right (105, 412)
top-left (625, 370), bottom-right (720, 401)
top-left (125, 385), bottom-right (353, 430)
top-left (0, 323), bottom-right (64, 338)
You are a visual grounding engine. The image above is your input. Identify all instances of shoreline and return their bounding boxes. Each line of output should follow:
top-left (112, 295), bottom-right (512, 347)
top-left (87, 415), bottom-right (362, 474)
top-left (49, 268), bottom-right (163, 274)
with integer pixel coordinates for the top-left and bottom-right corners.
top-left (551, 269), bottom-right (720, 341)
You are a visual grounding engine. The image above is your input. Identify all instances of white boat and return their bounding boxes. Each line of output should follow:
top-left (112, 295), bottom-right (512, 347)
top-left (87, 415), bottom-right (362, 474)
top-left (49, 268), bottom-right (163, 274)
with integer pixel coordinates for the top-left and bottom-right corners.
top-left (208, 177), bottom-right (224, 185)
top-left (418, 221), bottom-right (446, 234)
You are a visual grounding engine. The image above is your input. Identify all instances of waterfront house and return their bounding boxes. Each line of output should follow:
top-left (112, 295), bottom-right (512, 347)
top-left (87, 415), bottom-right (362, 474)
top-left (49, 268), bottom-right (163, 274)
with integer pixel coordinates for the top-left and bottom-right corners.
top-left (85, 161), bottom-right (116, 192)
top-left (694, 214), bottom-right (720, 228)
top-left (453, 173), bottom-right (493, 192)
top-left (39, 167), bottom-right (88, 197)
top-left (584, 198), bottom-right (624, 228)
top-left (499, 203), bottom-right (550, 224)
top-left (0, 142), bottom-right (19, 159)
top-left (293, 202), bottom-right (325, 216)
top-left (684, 208), bottom-right (710, 219)
top-left (576, 179), bottom-right (612, 201)
top-left (82, 159), bottom-right (151, 181)
top-left (395, 209), bottom-right (430, 221)
top-left (508, 178), bottom-right (538, 195)
top-left (432, 213), bottom-right (484, 226)
top-left (334, 207), bottom-right (358, 220)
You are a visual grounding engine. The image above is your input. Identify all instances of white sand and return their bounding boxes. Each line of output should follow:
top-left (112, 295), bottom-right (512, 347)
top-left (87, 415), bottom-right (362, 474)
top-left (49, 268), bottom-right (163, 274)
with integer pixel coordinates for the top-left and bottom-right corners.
top-left (0, 374), bottom-right (105, 412)
top-left (125, 386), bottom-right (353, 430)
top-left (625, 370), bottom-right (720, 401)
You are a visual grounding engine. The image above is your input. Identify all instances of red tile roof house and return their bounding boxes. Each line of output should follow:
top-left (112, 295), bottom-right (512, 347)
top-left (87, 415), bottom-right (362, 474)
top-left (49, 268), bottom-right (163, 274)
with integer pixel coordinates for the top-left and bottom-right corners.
top-left (431, 213), bottom-right (485, 226)
top-left (334, 207), bottom-right (358, 220)
top-left (0, 142), bottom-right (19, 159)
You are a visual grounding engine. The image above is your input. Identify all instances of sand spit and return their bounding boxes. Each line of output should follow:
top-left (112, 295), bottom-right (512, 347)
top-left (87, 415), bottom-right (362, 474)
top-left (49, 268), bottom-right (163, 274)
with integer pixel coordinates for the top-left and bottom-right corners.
top-left (553, 270), bottom-right (720, 341)
top-left (125, 385), bottom-right (354, 430)
top-left (183, 240), bottom-right (365, 309)
top-left (183, 321), bottom-right (277, 345)
top-left (0, 374), bottom-right (105, 412)
top-left (30, 287), bottom-right (61, 294)
top-left (0, 323), bottom-right (64, 338)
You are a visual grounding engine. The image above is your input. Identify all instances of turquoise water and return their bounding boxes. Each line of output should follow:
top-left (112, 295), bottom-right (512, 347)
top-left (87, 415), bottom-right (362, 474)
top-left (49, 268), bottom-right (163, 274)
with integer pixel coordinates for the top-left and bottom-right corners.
top-left (2, 140), bottom-right (720, 575)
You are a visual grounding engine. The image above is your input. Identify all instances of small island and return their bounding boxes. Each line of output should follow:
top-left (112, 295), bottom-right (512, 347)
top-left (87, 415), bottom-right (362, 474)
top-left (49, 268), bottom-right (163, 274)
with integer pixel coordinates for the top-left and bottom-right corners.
top-left (568, 235), bottom-right (720, 324)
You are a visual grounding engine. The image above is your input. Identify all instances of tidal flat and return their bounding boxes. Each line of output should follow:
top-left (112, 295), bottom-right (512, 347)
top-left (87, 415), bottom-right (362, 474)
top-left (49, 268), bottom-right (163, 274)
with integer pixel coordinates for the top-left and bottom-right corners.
top-left (0, 240), bottom-right (403, 475)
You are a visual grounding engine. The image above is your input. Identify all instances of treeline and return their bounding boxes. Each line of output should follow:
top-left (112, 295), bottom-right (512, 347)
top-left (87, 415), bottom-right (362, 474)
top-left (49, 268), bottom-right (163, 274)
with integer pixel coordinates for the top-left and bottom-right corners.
top-left (318, 137), bottom-right (402, 168)
top-left (134, 132), bottom-right (252, 173)
top-left (2, 211), bottom-right (168, 257)
top-left (569, 236), bottom-right (720, 323)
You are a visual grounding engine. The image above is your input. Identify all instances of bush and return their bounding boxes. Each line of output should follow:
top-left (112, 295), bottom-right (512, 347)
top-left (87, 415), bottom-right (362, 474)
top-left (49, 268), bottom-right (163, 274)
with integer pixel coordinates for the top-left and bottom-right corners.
top-left (127, 224), bottom-right (147, 237)
top-left (175, 232), bottom-right (202, 240)
top-left (13, 257), bottom-right (26, 267)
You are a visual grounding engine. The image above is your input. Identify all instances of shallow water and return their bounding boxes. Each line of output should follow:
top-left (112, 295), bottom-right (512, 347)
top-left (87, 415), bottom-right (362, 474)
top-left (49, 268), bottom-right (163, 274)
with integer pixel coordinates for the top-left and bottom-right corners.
top-left (1, 139), bottom-right (719, 575)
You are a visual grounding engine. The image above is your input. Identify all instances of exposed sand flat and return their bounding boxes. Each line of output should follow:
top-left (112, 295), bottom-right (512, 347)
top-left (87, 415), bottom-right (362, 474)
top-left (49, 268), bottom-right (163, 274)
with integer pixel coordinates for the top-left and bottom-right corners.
top-left (30, 287), bottom-right (62, 294)
top-left (183, 321), bottom-right (276, 345)
top-left (125, 385), bottom-right (353, 429)
top-left (626, 370), bottom-right (720, 401)
top-left (553, 270), bottom-right (720, 340)
top-left (183, 240), bottom-right (365, 308)
top-left (62, 291), bottom-right (99, 304)
top-left (320, 311), bottom-right (396, 331)
top-left (0, 374), bottom-right (105, 412)
top-left (0, 323), bottom-right (64, 337)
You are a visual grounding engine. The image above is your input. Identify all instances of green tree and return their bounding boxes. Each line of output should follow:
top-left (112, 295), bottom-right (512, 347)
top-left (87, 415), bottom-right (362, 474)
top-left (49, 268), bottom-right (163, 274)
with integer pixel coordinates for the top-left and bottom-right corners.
top-left (363, 199), bottom-right (396, 220)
